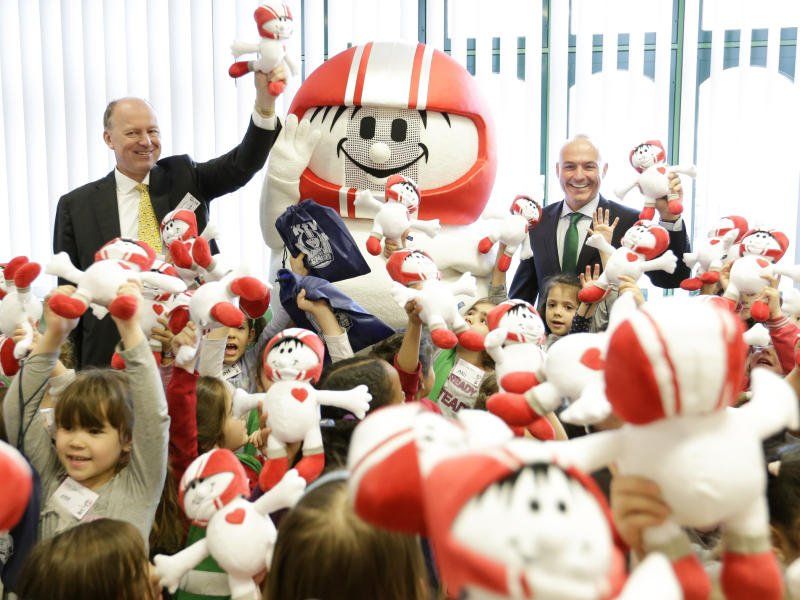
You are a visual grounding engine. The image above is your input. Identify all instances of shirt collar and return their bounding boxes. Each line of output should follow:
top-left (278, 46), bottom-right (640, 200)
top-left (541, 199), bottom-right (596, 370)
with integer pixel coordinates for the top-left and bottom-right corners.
top-left (114, 168), bottom-right (150, 194)
top-left (560, 194), bottom-right (600, 219)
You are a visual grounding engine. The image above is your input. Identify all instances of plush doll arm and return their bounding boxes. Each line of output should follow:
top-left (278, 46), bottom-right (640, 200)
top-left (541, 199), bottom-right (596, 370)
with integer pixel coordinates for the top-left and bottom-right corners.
top-left (735, 368), bottom-right (799, 438)
top-left (642, 250), bottom-right (678, 275)
top-left (316, 385), bottom-right (372, 419)
top-left (409, 218), bottom-right (441, 238)
top-left (232, 388), bottom-right (264, 419)
top-left (138, 272), bottom-right (188, 295)
top-left (742, 324), bottom-right (771, 347)
top-left (614, 176), bottom-right (641, 200)
top-left (44, 252), bottom-right (83, 285)
top-left (585, 233), bottom-right (617, 257)
top-left (522, 569), bottom-right (605, 600)
top-left (200, 221), bottom-right (218, 242)
top-left (527, 381), bottom-right (563, 414)
top-left (230, 40), bottom-right (260, 57)
top-left (284, 53), bottom-right (299, 77)
top-left (482, 327), bottom-right (507, 366)
top-left (617, 552), bottom-right (682, 600)
top-left (390, 282), bottom-right (418, 308)
top-left (448, 271), bottom-right (477, 297)
top-left (154, 540), bottom-right (210, 594)
top-left (169, 240), bottom-right (193, 269)
top-left (769, 263), bottom-right (800, 283)
top-left (682, 251), bottom-right (699, 270)
top-left (547, 429), bottom-right (624, 474)
top-left (559, 381), bottom-right (612, 426)
top-left (669, 164), bottom-right (697, 178)
top-left (519, 235), bottom-right (534, 260)
top-left (352, 189), bottom-right (385, 215)
top-left (253, 468), bottom-right (306, 515)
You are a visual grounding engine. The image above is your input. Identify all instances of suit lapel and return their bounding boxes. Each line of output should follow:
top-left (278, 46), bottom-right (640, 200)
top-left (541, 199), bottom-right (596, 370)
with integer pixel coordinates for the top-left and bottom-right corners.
top-left (92, 172), bottom-right (121, 243)
top-left (538, 201), bottom-right (562, 275)
top-left (148, 165), bottom-right (173, 225)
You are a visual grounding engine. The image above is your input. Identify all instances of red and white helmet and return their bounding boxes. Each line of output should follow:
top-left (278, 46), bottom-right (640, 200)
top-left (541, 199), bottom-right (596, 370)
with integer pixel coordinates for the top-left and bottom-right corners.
top-left (94, 238), bottom-right (157, 271)
top-left (621, 221), bottom-right (670, 260)
top-left (710, 215), bottom-right (748, 242)
top-left (509, 195), bottom-right (541, 229)
top-left (385, 174), bottom-right (421, 216)
top-left (161, 209), bottom-right (199, 244)
top-left (386, 249), bottom-right (440, 286)
top-left (289, 41), bottom-right (497, 225)
top-left (0, 440), bottom-right (33, 532)
top-left (262, 327), bottom-right (326, 383)
top-left (734, 228), bottom-right (789, 262)
top-left (629, 140), bottom-right (667, 173)
top-left (178, 448), bottom-right (249, 525)
top-left (487, 300), bottom-right (545, 344)
top-left (254, 2), bottom-right (293, 40)
top-left (605, 297), bottom-right (746, 425)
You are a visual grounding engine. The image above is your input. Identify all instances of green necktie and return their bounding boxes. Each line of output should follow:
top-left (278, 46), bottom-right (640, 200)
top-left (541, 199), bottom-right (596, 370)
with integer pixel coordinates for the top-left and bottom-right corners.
top-left (561, 212), bottom-right (583, 273)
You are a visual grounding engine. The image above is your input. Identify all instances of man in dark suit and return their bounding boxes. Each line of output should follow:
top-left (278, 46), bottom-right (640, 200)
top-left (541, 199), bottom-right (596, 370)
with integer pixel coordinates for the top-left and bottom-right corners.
top-left (509, 134), bottom-right (690, 305)
top-left (53, 70), bottom-right (282, 367)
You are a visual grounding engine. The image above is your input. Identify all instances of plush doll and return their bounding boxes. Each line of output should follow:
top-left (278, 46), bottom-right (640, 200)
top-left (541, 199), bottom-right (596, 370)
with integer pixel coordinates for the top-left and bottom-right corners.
top-left (229, 2), bottom-right (297, 96)
top-left (353, 175), bottom-right (441, 256)
top-left (481, 300), bottom-right (553, 440)
top-left (614, 140), bottom-right (696, 221)
top-left (478, 195), bottom-right (542, 272)
top-left (247, 328), bottom-right (371, 490)
top-left (0, 440), bottom-right (33, 534)
top-left (722, 228), bottom-right (789, 322)
top-left (680, 215), bottom-right (748, 291)
top-left (578, 221), bottom-right (678, 304)
top-left (387, 249), bottom-right (484, 351)
top-left (154, 450), bottom-right (305, 597)
top-left (552, 296), bottom-right (798, 600)
top-left (348, 404), bottom-right (683, 600)
top-left (160, 209), bottom-right (226, 285)
top-left (0, 256), bottom-right (42, 370)
top-left (46, 238), bottom-right (187, 321)
top-left (173, 271), bottom-right (271, 366)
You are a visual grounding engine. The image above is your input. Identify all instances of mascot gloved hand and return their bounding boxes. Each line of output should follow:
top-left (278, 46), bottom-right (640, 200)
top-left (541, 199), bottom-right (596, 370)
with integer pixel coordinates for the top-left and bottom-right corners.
top-left (615, 140), bottom-right (696, 221)
top-left (228, 1), bottom-right (297, 96)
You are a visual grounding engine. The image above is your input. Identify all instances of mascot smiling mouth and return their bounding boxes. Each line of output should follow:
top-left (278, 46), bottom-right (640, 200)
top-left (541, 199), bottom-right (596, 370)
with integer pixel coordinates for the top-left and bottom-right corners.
top-left (336, 138), bottom-right (429, 178)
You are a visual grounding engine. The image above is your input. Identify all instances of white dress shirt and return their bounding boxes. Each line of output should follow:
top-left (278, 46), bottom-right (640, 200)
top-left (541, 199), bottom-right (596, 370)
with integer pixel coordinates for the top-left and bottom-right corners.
top-left (114, 169), bottom-right (150, 239)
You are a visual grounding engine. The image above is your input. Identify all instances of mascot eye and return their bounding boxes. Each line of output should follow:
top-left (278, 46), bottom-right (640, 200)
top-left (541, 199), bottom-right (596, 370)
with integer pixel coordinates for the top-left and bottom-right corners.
top-left (359, 116), bottom-right (376, 140)
top-left (391, 118), bottom-right (407, 142)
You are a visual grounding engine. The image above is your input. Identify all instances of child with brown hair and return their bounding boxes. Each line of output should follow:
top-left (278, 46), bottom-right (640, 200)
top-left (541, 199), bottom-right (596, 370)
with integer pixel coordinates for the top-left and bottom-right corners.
top-left (3, 282), bottom-right (168, 547)
top-left (17, 518), bottom-right (160, 600)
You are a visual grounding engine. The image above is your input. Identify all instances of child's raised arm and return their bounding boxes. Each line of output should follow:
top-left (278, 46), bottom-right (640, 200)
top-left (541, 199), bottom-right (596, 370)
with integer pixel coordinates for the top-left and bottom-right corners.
top-left (297, 289), bottom-right (354, 362)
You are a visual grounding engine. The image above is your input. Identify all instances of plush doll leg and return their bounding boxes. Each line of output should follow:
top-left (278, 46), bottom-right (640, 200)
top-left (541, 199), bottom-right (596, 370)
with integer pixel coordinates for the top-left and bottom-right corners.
top-left (720, 498), bottom-right (783, 600)
top-left (228, 575), bottom-right (258, 600)
top-left (108, 295), bottom-right (139, 320)
top-left (48, 292), bottom-right (88, 319)
top-left (639, 204), bottom-right (656, 222)
top-left (169, 241), bottom-right (193, 269)
top-left (486, 392), bottom-right (540, 427)
top-left (267, 79), bottom-right (286, 96)
top-left (14, 261), bottom-right (41, 289)
top-left (211, 302), bottom-right (245, 328)
top-left (500, 370), bottom-right (540, 395)
top-left (497, 249), bottom-right (514, 272)
top-left (0, 337), bottom-right (20, 376)
top-left (228, 61), bottom-right (251, 78)
top-left (680, 277), bottom-right (703, 291)
top-left (295, 428), bottom-right (324, 484)
top-left (239, 294), bottom-right (270, 320)
top-left (191, 237), bottom-right (213, 269)
top-left (578, 282), bottom-right (609, 304)
top-left (230, 277), bottom-right (268, 303)
top-left (260, 436), bottom-right (290, 491)
top-left (452, 316), bottom-right (484, 351)
top-left (699, 271), bottom-right (720, 284)
top-left (429, 316), bottom-right (458, 349)
top-left (749, 300), bottom-right (770, 322)
top-left (366, 234), bottom-right (383, 256)
top-left (644, 522), bottom-right (711, 600)
top-left (477, 234), bottom-right (497, 254)
top-left (110, 352), bottom-right (126, 370)
top-left (525, 415), bottom-right (555, 440)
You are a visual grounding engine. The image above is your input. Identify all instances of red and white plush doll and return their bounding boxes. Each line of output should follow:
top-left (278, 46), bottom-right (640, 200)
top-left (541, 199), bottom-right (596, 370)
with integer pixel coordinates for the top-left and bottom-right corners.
top-left (553, 296), bottom-right (798, 600)
top-left (0, 440), bottom-right (33, 534)
top-left (614, 140), bottom-right (696, 221)
top-left (578, 221), bottom-right (678, 304)
top-left (481, 300), bottom-right (554, 440)
top-left (387, 249), bottom-right (484, 351)
top-left (161, 209), bottom-right (226, 285)
top-left (228, 2), bottom-right (297, 96)
top-left (354, 175), bottom-right (441, 256)
top-left (722, 228), bottom-right (789, 322)
top-left (0, 256), bottom-right (42, 374)
top-left (680, 215), bottom-right (748, 291)
top-left (154, 450), bottom-right (305, 598)
top-left (173, 271), bottom-right (271, 366)
top-left (46, 238), bottom-right (187, 321)
top-left (256, 328), bottom-right (372, 491)
top-left (478, 195), bottom-right (542, 272)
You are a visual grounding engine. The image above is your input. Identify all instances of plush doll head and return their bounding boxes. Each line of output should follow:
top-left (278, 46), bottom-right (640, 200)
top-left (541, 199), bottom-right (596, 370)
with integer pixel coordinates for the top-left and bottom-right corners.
top-left (94, 238), bottom-right (157, 271)
top-left (711, 215), bottom-right (748, 242)
top-left (604, 297), bottom-right (746, 425)
top-left (620, 221), bottom-right (670, 260)
top-left (178, 448), bottom-right (250, 525)
top-left (287, 41), bottom-right (496, 225)
top-left (254, 1), bottom-right (293, 40)
top-left (629, 140), bottom-right (666, 173)
top-left (487, 300), bottom-right (546, 345)
top-left (0, 440), bottom-right (33, 533)
top-left (385, 174), bottom-right (421, 216)
top-left (424, 442), bottom-right (625, 599)
top-left (510, 195), bottom-right (542, 229)
top-left (160, 209), bottom-right (199, 246)
top-left (736, 228), bottom-right (789, 262)
top-left (262, 327), bottom-right (325, 383)
top-left (386, 249), bottom-right (440, 285)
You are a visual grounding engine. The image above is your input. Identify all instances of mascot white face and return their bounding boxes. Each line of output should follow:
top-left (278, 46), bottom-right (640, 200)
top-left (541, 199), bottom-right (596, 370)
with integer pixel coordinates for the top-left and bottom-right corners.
top-left (288, 41), bottom-right (497, 225)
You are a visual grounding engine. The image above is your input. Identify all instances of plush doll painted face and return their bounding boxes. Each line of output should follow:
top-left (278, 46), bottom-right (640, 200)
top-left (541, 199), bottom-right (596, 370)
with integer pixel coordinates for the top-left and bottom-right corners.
top-left (161, 215), bottom-right (193, 247)
top-left (490, 301), bottom-right (546, 345)
top-left (288, 42), bottom-right (496, 225)
top-left (738, 229), bottom-right (789, 261)
top-left (179, 449), bottom-right (249, 525)
top-left (263, 329), bottom-right (325, 383)
top-left (511, 195), bottom-right (541, 228)
top-left (256, 2), bottom-right (293, 40)
top-left (630, 141), bottom-right (666, 172)
top-left (392, 250), bottom-right (440, 284)
top-left (386, 175), bottom-right (421, 216)
top-left (621, 221), bottom-right (669, 260)
top-left (94, 237), bottom-right (157, 271)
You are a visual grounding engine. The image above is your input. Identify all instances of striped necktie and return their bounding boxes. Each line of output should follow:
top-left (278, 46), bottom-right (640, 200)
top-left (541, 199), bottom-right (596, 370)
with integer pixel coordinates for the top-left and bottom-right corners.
top-left (561, 212), bottom-right (583, 273)
top-left (136, 183), bottom-right (163, 254)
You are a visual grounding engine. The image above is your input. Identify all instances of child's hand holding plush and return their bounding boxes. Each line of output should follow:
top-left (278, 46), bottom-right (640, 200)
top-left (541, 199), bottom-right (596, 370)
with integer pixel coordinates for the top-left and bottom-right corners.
top-left (111, 280), bottom-right (146, 350)
top-left (171, 321), bottom-right (199, 372)
top-left (296, 289), bottom-right (344, 337)
top-left (36, 286), bottom-right (80, 355)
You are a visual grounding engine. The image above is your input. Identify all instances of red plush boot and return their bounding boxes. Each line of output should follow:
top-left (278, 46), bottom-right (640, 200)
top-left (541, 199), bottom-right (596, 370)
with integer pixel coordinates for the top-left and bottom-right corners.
top-left (109, 295), bottom-right (138, 320)
top-left (477, 236), bottom-right (494, 254)
top-left (671, 554), bottom-right (712, 600)
top-left (211, 302), bottom-right (245, 328)
top-left (295, 452), bottom-right (325, 485)
top-left (457, 329), bottom-right (485, 352)
top-left (259, 456), bottom-right (290, 491)
top-left (191, 237), bottom-right (213, 269)
top-left (430, 328), bottom-right (458, 349)
top-left (720, 550), bottom-right (783, 600)
top-left (497, 252), bottom-right (512, 272)
top-left (228, 61), bottom-right (251, 78)
top-left (48, 294), bottom-right (87, 319)
top-left (366, 236), bottom-right (383, 256)
top-left (486, 392), bottom-right (538, 427)
top-left (526, 415), bottom-right (555, 440)
top-left (230, 277), bottom-right (267, 302)
top-left (0, 337), bottom-right (20, 376)
top-left (680, 278), bottom-right (702, 291)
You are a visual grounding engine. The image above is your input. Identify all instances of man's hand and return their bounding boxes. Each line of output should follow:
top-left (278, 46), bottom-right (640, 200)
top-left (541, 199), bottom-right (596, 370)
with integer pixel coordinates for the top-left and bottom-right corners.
top-left (655, 172), bottom-right (682, 223)
top-left (610, 475), bottom-right (671, 555)
top-left (589, 208), bottom-right (619, 245)
top-left (254, 64), bottom-right (287, 113)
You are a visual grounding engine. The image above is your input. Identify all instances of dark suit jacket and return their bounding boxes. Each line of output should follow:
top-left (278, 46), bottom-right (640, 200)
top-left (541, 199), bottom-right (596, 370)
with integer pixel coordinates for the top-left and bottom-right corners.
top-left (53, 118), bottom-right (280, 368)
top-left (509, 196), bottom-right (691, 306)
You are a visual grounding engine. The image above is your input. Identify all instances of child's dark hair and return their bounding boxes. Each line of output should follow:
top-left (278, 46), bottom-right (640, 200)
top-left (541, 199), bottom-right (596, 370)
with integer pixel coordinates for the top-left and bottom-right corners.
top-left (247, 316), bottom-right (267, 347)
top-left (18, 519), bottom-right (155, 600)
top-left (321, 419), bottom-right (358, 472)
top-left (149, 465), bottom-right (186, 559)
top-left (768, 445), bottom-right (800, 561)
top-left (195, 376), bottom-right (229, 453)
top-left (318, 357), bottom-right (396, 418)
top-left (55, 370), bottom-right (134, 466)
top-left (370, 330), bottom-right (434, 375)
top-left (474, 371), bottom-right (498, 411)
